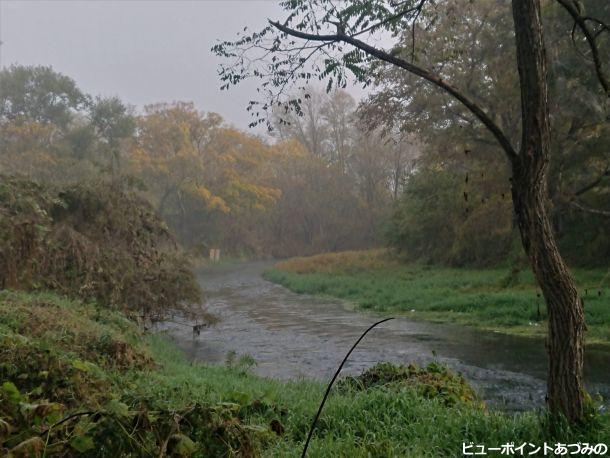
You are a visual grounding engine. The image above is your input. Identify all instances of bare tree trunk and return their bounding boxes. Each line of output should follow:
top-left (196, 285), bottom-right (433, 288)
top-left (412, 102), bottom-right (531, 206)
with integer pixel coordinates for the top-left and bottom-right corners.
top-left (511, 0), bottom-right (585, 423)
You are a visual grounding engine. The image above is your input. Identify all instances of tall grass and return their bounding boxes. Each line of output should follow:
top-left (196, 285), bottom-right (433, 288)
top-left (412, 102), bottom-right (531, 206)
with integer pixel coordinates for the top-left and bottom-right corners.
top-left (141, 336), bottom-right (609, 457)
top-left (266, 250), bottom-right (610, 344)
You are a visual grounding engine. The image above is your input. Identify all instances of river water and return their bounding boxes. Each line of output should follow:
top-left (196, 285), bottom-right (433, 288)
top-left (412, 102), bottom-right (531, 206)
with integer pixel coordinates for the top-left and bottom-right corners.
top-left (161, 261), bottom-right (610, 411)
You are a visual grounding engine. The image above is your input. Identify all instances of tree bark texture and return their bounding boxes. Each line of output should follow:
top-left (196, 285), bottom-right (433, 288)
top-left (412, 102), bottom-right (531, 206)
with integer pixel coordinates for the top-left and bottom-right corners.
top-left (511, 0), bottom-right (586, 423)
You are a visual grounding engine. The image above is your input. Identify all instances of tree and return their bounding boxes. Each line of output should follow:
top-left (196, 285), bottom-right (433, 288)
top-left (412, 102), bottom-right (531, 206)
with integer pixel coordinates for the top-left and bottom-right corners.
top-left (0, 65), bottom-right (97, 182)
top-left (130, 102), bottom-right (281, 252)
top-left (213, 0), bottom-right (609, 423)
top-left (269, 88), bottom-right (394, 251)
top-left (90, 96), bottom-right (136, 180)
top-left (265, 138), bottom-right (377, 256)
top-left (362, 1), bottom-right (608, 267)
top-left (321, 90), bottom-right (356, 173)
top-left (272, 88), bottom-right (329, 157)
top-left (0, 65), bottom-right (88, 129)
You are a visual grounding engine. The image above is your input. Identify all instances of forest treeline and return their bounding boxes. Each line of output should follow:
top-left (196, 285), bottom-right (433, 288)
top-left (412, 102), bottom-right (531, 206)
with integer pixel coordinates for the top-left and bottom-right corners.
top-left (0, 2), bottom-right (607, 265)
top-left (0, 67), bottom-right (403, 258)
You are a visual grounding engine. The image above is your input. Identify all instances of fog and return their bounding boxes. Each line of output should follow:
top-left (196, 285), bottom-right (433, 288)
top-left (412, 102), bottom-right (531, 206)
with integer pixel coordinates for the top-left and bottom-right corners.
top-left (0, 0), bottom-right (320, 130)
top-left (1, 1), bottom-right (609, 453)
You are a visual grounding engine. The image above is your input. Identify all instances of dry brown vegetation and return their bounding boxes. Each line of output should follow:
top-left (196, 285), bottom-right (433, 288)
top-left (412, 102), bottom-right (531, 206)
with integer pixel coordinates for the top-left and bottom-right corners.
top-left (0, 175), bottom-right (201, 318)
top-left (274, 248), bottom-right (397, 274)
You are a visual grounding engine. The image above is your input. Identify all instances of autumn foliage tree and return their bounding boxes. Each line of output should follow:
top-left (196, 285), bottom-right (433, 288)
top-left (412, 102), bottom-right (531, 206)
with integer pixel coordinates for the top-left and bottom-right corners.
top-left (0, 65), bottom-right (96, 182)
top-left (129, 102), bottom-right (282, 253)
top-left (0, 66), bottom-right (393, 257)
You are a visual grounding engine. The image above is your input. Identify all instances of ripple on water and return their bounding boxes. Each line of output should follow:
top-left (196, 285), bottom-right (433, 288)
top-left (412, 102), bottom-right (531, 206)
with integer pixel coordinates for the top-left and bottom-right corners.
top-left (159, 261), bottom-right (610, 412)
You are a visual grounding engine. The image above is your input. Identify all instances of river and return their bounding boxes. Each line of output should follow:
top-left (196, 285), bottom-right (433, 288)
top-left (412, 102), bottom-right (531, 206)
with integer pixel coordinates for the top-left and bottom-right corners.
top-left (161, 261), bottom-right (610, 411)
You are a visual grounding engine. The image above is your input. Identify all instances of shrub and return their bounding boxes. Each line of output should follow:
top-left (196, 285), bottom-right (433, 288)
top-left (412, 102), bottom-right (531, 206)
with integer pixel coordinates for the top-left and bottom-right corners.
top-left (0, 175), bottom-right (201, 318)
top-left (337, 362), bottom-right (481, 408)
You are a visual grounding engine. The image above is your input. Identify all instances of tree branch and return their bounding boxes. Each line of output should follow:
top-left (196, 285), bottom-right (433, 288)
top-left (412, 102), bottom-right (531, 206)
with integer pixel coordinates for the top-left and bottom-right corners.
top-left (269, 20), bottom-right (519, 162)
top-left (348, 0), bottom-right (427, 39)
top-left (555, 0), bottom-right (609, 94)
top-left (573, 166), bottom-right (609, 197)
top-left (568, 199), bottom-right (610, 217)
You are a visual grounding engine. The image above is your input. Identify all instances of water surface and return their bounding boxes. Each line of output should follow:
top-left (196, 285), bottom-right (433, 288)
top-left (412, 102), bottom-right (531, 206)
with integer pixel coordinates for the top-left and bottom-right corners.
top-left (162, 261), bottom-right (610, 410)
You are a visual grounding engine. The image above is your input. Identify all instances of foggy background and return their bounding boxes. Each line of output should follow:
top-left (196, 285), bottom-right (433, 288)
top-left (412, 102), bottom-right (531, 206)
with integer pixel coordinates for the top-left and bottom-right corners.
top-left (0, 0), bottom-right (365, 131)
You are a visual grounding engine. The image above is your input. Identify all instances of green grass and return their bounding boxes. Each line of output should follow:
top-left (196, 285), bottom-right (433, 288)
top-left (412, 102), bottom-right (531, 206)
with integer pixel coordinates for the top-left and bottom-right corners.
top-left (1, 290), bottom-right (608, 456)
top-left (265, 251), bottom-right (610, 344)
top-left (136, 338), bottom-right (559, 457)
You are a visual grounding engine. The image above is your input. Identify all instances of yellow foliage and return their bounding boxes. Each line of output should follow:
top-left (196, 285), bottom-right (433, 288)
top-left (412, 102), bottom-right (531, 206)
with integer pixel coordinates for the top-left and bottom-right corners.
top-left (128, 103), bottom-right (281, 219)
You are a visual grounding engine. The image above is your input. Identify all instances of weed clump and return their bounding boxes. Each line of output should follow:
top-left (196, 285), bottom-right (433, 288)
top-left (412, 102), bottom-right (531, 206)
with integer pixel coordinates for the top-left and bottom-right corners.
top-left (0, 291), bottom-right (151, 406)
top-left (337, 362), bottom-right (481, 408)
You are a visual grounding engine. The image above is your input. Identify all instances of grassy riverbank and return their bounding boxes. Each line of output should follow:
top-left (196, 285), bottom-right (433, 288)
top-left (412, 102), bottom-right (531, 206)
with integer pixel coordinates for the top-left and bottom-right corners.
top-left (264, 250), bottom-right (610, 345)
top-left (2, 290), bottom-right (607, 456)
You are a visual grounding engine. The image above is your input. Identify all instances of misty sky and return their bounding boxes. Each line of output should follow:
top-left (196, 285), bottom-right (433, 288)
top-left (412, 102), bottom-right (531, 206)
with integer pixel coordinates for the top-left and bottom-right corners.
top-left (0, 0), bottom-right (366, 131)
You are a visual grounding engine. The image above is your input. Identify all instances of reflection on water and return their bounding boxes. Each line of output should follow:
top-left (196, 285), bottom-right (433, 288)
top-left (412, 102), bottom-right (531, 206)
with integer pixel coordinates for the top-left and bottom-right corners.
top-left (160, 261), bottom-right (610, 411)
